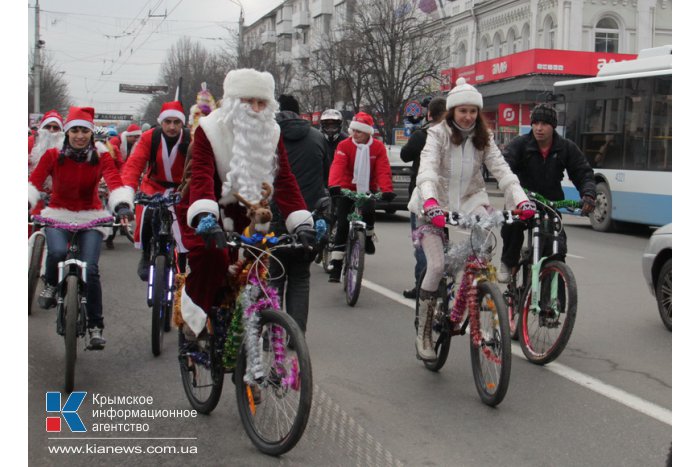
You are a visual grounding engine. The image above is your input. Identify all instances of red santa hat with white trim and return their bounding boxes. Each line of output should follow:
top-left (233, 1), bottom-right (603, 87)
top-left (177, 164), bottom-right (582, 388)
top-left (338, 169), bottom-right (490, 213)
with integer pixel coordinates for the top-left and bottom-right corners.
top-left (63, 106), bottom-right (95, 131)
top-left (157, 101), bottom-right (186, 124)
top-left (123, 123), bottom-right (142, 137)
top-left (349, 112), bottom-right (375, 135)
top-left (39, 109), bottom-right (63, 130)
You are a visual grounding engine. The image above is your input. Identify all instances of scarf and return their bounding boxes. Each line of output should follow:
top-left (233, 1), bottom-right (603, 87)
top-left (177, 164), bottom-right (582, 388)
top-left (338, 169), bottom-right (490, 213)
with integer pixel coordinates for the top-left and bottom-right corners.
top-left (352, 138), bottom-right (372, 194)
top-left (448, 122), bottom-right (476, 210)
top-left (62, 144), bottom-right (95, 163)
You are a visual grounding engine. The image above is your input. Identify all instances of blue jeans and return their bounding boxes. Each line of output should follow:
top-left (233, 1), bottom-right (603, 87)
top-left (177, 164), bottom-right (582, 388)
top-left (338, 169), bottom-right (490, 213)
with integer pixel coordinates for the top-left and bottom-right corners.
top-left (44, 228), bottom-right (104, 329)
top-left (410, 213), bottom-right (427, 288)
top-left (268, 251), bottom-right (312, 334)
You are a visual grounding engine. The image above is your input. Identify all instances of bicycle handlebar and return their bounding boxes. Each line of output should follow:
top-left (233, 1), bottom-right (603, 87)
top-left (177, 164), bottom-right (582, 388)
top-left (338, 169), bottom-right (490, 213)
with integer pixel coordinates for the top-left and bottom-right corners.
top-left (339, 189), bottom-right (384, 202)
top-left (134, 191), bottom-right (181, 207)
top-left (525, 190), bottom-right (584, 215)
top-left (32, 216), bottom-right (115, 231)
top-left (226, 231), bottom-right (314, 253)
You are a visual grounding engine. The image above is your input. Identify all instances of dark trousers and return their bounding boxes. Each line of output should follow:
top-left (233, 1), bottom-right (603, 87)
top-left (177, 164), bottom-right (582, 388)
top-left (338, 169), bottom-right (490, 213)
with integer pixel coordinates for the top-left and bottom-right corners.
top-left (500, 222), bottom-right (568, 268)
top-left (410, 213), bottom-right (427, 287)
top-left (268, 251), bottom-right (312, 333)
top-left (45, 228), bottom-right (105, 329)
top-left (332, 196), bottom-right (376, 252)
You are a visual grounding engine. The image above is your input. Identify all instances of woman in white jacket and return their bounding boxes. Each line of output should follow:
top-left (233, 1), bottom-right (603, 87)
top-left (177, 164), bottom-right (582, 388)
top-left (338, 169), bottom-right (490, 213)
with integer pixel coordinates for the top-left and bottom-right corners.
top-left (408, 78), bottom-right (535, 361)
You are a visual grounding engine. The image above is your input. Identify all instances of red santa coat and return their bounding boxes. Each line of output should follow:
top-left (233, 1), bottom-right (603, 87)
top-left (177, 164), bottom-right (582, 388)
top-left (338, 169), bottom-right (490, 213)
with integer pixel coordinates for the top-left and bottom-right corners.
top-left (328, 137), bottom-right (393, 193)
top-left (175, 125), bottom-right (308, 335)
top-left (121, 128), bottom-right (188, 248)
top-left (28, 145), bottom-right (134, 238)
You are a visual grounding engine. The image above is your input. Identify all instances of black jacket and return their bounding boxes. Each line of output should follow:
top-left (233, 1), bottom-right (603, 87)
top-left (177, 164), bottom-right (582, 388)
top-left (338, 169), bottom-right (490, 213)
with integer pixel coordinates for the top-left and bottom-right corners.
top-left (400, 124), bottom-right (429, 196)
top-left (503, 131), bottom-right (596, 201)
top-left (274, 111), bottom-right (329, 221)
top-left (324, 131), bottom-right (348, 167)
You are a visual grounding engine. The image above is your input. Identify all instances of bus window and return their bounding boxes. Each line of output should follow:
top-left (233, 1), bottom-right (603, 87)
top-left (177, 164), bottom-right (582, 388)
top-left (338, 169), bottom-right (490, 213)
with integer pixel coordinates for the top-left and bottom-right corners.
top-left (623, 78), bottom-right (652, 170)
top-left (649, 76), bottom-right (672, 171)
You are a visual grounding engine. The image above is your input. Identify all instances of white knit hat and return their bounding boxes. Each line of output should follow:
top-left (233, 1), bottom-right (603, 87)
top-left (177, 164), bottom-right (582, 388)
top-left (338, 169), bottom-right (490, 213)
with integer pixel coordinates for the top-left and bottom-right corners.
top-left (223, 68), bottom-right (276, 103)
top-left (446, 77), bottom-right (483, 110)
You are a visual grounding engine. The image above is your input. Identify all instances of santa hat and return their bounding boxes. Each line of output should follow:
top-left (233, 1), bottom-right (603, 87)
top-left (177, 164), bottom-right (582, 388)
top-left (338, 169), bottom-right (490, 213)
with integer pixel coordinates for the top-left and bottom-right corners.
top-left (446, 77), bottom-right (483, 110)
top-left (39, 110), bottom-right (63, 130)
top-left (349, 112), bottom-right (375, 135)
top-left (123, 123), bottom-right (142, 137)
top-left (157, 101), bottom-right (186, 124)
top-left (223, 68), bottom-right (275, 103)
top-left (63, 106), bottom-right (95, 131)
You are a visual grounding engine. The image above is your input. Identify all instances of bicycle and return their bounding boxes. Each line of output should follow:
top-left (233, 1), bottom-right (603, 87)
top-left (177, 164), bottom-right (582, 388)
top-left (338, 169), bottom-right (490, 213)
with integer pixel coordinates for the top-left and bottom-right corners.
top-left (503, 191), bottom-right (581, 365)
top-left (337, 189), bottom-right (383, 306)
top-left (175, 230), bottom-right (313, 456)
top-left (28, 221), bottom-right (46, 315)
top-left (415, 210), bottom-right (513, 407)
top-left (32, 215), bottom-right (115, 393)
top-left (134, 191), bottom-right (184, 357)
top-left (99, 181), bottom-right (135, 246)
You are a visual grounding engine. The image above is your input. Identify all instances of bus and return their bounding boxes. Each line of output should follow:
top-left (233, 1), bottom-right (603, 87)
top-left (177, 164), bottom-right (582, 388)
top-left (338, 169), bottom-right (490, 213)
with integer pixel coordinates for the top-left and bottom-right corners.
top-left (554, 45), bottom-right (671, 231)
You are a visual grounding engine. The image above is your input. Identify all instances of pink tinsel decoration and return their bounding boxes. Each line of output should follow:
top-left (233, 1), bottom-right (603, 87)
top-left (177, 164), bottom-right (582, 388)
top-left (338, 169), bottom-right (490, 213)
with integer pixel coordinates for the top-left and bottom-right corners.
top-left (33, 215), bottom-right (114, 231)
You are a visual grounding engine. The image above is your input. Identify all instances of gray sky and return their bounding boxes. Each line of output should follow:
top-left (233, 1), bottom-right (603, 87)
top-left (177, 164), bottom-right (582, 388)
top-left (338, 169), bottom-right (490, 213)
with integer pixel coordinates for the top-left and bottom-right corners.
top-left (27, 0), bottom-right (283, 117)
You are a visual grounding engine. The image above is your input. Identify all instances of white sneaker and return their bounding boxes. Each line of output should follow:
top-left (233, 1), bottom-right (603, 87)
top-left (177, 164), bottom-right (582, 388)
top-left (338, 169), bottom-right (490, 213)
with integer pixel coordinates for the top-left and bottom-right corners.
top-left (497, 263), bottom-right (512, 283)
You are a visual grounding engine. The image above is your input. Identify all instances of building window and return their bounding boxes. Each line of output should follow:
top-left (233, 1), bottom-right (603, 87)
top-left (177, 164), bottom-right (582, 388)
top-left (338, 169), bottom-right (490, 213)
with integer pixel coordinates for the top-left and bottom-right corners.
top-left (479, 35), bottom-right (490, 61)
top-left (456, 42), bottom-right (467, 67)
top-left (493, 32), bottom-right (503, 58)
top-left (506, 28), bottom-right (517, 54)
top-left (543, 15), bottom-right (556, 49)
top-left (521, 23), bottom-right (530, 51)
top-left (594, 17), bottom-right (620, 53)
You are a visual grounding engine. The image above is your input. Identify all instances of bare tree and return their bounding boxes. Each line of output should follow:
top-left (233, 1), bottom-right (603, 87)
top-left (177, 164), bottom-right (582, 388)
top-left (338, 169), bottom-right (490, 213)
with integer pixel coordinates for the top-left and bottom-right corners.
top-left (235, 37), bottom-right (295, 97)
top-left (28, 51), bottom-right (72, 114)
top-left (342, 0), bottom-right (448, 142)
top-left (141, 37), bottom-right (231, 124)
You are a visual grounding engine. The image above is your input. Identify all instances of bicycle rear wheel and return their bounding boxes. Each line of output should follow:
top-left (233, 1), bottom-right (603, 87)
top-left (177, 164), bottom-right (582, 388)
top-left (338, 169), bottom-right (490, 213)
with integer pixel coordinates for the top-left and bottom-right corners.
top-left (178, 329), bottom-right (224, 414)
top-left (519, 260), bottom-right (577, 365)
top-left (470, 281), bottom-right (511, 407)
top-left (344, 230), bottom-right (365, 307)
top-left (235, 310), bottom-right (312, 456)
top-left (151, 255), bottom-right (167, 356)
top-left (420, 274), bottom-right (452, 372)
top-left (64, 276), bottom-right (80, 393)
top-left (28, 233), bottom-right (45, 315)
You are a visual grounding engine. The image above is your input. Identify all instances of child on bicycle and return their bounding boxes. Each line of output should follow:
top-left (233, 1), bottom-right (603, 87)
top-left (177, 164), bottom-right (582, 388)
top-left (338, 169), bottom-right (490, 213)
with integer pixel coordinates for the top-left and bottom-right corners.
top-left (28, 106), bottom-right (134, 349)
top-left (407, 79), bottom-right (535, 361)
top-left (326, 112), bottom-right (395, 283)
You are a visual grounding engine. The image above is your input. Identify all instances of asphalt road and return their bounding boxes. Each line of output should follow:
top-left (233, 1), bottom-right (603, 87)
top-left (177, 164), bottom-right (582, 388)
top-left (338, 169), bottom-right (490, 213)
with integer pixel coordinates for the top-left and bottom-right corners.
top-left (28, 205), bottom-right (672, 466)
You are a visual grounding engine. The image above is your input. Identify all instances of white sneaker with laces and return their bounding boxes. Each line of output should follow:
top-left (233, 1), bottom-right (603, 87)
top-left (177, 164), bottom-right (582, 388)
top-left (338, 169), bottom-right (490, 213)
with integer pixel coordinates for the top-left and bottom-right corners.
top-left (38, 285), bottom-right (58, 309)
top-left (88, 327), bottom-right (106, 350)
top-left (497, 262), bottom-right (512, 283)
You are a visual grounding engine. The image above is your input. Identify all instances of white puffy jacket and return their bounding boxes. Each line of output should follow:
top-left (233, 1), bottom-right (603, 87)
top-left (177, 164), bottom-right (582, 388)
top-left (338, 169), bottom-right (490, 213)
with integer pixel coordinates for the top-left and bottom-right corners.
top-left (407, 120), bottom-right (527, 217)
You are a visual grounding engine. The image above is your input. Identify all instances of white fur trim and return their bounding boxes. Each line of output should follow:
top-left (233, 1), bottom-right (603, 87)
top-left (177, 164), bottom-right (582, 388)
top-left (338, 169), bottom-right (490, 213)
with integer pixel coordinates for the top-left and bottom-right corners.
top-left (222, 217), bottom-right (235, 232)
top-left (285, 209), bottom-right (313, 233)
top-left (349, 121), bottom-right (374, 135)
top-left (95, 141), bottom-right (109, 155)
top-left (107, 186), bottom-right (135, 212)
top-left (28, 182), bottom-right (41, 209)
top-left (181, 286), bottom-right (208, 336)
top-left (40, 117), bottom-right (62, 130)
top-left (39, 207), bottom-right (113, 239)
top-left (158, 109), bottom-right (186, 124)
top-left (123, 129), bottom-right (142, 137)
top-left (187, 199), bottom-right (219, 227)
top-left (64, 119), bottom-right (94, 131)
top-left (223, 68), bottom-right (275, 102)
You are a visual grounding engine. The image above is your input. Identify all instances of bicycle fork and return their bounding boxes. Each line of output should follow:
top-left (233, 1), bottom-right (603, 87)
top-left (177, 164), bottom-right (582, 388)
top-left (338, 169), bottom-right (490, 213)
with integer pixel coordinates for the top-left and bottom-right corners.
top-left (529, 217), bottom-right (562, 319)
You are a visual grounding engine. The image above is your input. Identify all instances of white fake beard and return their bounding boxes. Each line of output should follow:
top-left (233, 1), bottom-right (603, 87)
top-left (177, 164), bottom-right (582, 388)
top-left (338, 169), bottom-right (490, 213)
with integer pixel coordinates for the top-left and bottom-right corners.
top-left (29, 129), bottom-right (64, 170)
top-left (220, 98), bottom-right (280, 204)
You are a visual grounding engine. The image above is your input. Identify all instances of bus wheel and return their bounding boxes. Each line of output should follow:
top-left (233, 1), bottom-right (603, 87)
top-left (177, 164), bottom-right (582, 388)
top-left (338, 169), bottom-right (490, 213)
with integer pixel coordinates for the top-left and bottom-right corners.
top-left (591, 182), bottom-right (615, 232)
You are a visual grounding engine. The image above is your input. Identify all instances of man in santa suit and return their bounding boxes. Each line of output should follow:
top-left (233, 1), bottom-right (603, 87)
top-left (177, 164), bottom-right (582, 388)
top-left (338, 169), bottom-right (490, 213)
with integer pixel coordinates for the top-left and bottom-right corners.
top-left (176, 68), bottom-right (314, 339)
top-left (327, 111), bottom-right (394, 282)
top-left (121, 101), bottom-right (190, 280)
top-left (29, 110), bottom-right (64, 172)
top-left (109, 123), bottom-right (143, 164)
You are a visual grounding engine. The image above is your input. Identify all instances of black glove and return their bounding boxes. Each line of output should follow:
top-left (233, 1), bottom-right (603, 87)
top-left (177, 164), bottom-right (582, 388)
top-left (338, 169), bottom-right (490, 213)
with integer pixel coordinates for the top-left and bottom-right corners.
top-left (294, 224), bottom-right (317, 261)
top-left (381, 191), bottom-right (396, 202)
top-left (194, 213), bottom-right (227, 249)
top-left (581, 195), bottom-right (596, 215)
top-left (329, 186), bottom-right (341, 197)
top-left (115, 203), bottom-right (134, 221)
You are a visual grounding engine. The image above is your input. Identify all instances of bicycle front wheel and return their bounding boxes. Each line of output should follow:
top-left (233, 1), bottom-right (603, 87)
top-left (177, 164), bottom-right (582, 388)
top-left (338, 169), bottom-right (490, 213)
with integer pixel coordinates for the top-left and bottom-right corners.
top-left (421, 274), bottom-right (452, 372)
top-left (151, 255), bottom-right (167, 356)
top-left (64, 276), bottom-right (80, 393)
top-left (470, 281), bottom-right (511, 407)
top-left (178, 329), bottom-right (224, 414)
top-left (28, 233), bottom-right (45, 315)
top-left (519, 260), bottom-right (577, 365)
top-left (344, 230), bottom-right (365, 307)
top-left (235, 310), bottom-right (313, 456)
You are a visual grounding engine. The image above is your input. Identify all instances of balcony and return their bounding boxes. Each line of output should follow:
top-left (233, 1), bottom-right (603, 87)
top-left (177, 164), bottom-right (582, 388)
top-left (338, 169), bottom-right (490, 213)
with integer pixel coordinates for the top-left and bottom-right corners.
top-left (277, 19), bottom-right (293, 36)
top-left (261, 30), bottom-right (277, 45)
top-left (292, 43), bottom-right (310, 60)
top-left (292, 10), bottom-right (310, 28)
top-left (310, 0), bottom-right (333, 18)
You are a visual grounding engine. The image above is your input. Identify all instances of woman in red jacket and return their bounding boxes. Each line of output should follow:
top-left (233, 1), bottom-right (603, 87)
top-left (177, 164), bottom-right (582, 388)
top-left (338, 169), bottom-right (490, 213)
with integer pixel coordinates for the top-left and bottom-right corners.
top-left (327, 112), bottom-right (394, 282)
top-left (28, 107), bottom-right (134, 350)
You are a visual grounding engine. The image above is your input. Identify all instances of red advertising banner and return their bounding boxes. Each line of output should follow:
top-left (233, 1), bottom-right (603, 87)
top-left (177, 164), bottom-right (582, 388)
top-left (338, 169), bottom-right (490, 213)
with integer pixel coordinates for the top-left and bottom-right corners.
top-left (498, 104), bottom-right (519, 126)
top-left (520, 104), bottom-right (531, 126)
top-left (300, 113), bottom-right (312, 122)
top-left (445, 49), bottom-right (637, 88)
top-left (311, 112), bottom-right (321, 124)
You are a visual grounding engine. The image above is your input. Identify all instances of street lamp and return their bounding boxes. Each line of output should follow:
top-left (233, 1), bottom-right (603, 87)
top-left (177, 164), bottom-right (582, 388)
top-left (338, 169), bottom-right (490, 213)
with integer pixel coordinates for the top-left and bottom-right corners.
top-left (228, 0), bottom-right (245, 60)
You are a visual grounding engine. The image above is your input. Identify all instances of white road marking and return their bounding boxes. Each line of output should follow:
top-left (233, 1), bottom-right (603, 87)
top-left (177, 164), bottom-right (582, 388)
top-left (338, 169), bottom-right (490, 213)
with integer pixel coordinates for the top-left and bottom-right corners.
top-left (361, 278), bottom-right (671, 426)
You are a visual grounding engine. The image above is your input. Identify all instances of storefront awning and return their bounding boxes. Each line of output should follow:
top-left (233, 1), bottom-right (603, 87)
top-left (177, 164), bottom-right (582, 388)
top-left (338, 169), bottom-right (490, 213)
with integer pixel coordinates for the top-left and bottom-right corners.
top-left (477, 75), bottom-right (573, 107)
